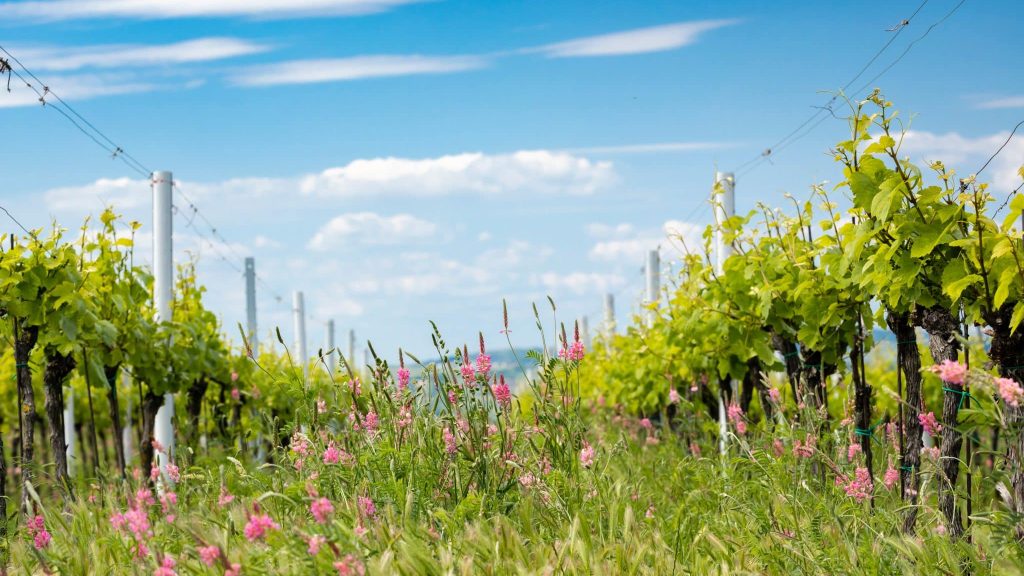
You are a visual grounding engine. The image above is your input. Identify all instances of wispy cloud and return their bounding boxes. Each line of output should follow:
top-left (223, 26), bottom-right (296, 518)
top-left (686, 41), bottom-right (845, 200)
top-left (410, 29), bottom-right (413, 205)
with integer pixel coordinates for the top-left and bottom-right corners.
top-left (901, 130), bottom-right (1024, 192)
top-left (975, 96), bottom-right (1024, 110)
top-left (562, 141), bottom-right (733, 155)
top-left (1, 0), bottom-right (424, 21)
top-left (588, 220), bottom-right (703, 263)
top-left (230, 55), bottom-right (486, 86)
top-left (299, 150), bottom-right (616, 197)
top-left (308, 212), bottom-right (437, 250)
top-left (0, 73), bottom-right (155, 108)
top-left (533, 20), bottom-right (739, 58)
top-left (16, 38), bottom-right (270, 71)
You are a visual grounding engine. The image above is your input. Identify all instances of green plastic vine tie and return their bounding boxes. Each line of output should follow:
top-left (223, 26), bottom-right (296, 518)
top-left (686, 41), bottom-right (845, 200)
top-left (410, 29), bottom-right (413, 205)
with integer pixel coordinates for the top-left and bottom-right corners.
top-left (942, 386), bottom-right (976, 410)
top-left (853, 416), bottom-right (885, 445)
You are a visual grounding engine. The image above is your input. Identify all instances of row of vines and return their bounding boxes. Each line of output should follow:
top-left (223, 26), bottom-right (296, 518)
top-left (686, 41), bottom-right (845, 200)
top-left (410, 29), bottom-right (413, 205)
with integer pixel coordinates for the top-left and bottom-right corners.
top-left (582, 92), bottom-right (1024, 540)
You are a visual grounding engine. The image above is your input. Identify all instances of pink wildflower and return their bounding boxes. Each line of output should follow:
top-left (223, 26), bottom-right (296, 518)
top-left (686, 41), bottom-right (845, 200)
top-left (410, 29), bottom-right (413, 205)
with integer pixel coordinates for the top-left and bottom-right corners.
top-left (847, 443), bottom-right (862, 462)
top-left (580, 443), bottom-right (595, 468)
top-left (317, 399), bottom-right (327, 414)
top-left (727, 404), bottom-right (746, 435)
top-left (996, 377), bottom-right (1024, 407)
top-left (160, 491), bottom-right (177, 514)
top-left (363, 411), bottom-right (379, 435)
top-left (218, 486), bottom-right (235, 507)
top-left (396, 367), bottom-right (411, 393)
top-left (645, 505), bottom-right (655, 519)
top-left (919, 412), bottom-right (942, 435)
top-left (348, 378), bottom-right (362, 398)
top-left (639, 418), bottom-right (652, 430)
top-left (842, 467), bottom-right (873, 502)
top-left (793, 436), bottom-right (816, 458)
top-left (519, 473), bottom-right (537, 488)
top-left (443, 427), bottom-right (457, 455)
top-left (291, 433), bottom-right (311, 458)
top-left (358, 496), bottom-right (376, 519)
top-left (772, 438), bottom-right (785, 457)
top-left (884, 465), bottom-right (899, 490)
top-left (936, 524), bottom-right (947, 536)
top-left (333, 555), bottom-right (365, 576)
top-left (930, 360), bottom-right (967, 385)
top-left (153, 555), bottom-right (176, 576)
top-left (243, 514), bottom-right (279, 542)
top-left (26, 515), bottom-right (50, 550)
top-left (668, 388), bottom-right (681, 404)
top-left (307, 535), bottom-right (326, 556)
top-left (199, 546), bottom-right (220, 567)
top-left (231, 388), bottom-right (241, 401)
top-left (310, 498), bottom-right (334, 524)
top-left (460, 360), bottom-right (476, 385)
top-left (225, 563), bottom-right (242, 576)
top-left (396, 404), bottom-right (413, 430)
top-left (231, 371), bottom-right (239, 382)
top-left (166, 462), bottom-right (180, 483)
top-left (475, 354), bottom-right (492, 379)
top-left (493, 376), bottom-right (512, 409)
top-left (324, 443), bottom-right (342, 464)
top-left (768, 387), bottom-right (782, 403)
top-left (922, 446), bottom-right (940, 461)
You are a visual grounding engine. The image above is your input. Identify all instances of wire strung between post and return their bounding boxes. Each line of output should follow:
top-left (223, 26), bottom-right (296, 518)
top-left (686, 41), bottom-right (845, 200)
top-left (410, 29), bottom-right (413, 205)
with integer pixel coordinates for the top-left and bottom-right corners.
top-left (730, 0), bottom-right (966, 177)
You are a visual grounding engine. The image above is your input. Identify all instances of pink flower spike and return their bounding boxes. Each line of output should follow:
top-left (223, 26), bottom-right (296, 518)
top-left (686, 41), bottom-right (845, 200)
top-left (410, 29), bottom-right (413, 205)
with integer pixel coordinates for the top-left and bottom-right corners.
top-left (668, 388), bottom-right (681, 404)
top-left (243, 513), bottom-right (279, 542)
top-left (996, 377), bottom-right (1024, 407)
top-left (307, 535), bottom-right (327, 556)
top-left (225, 563), bottom-right (242, 576)
top-left (929, 360), bottom-right (967, 385)
top-left (918, 411), bottom-right (942, 436)
top-left (199, 546), bottom-right (220, 567)
top-left (580, 443), bottom-right (595, 468)
top-left (310, 498), bottom-right (334, 524)
top-left (358, 496), bottom-right (376, 519)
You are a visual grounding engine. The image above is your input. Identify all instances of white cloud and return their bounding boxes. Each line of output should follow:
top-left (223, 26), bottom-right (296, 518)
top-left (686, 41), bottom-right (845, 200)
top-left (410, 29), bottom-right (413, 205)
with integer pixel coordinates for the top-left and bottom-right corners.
top-left (43, 177), bottom-right (150, 211)
top-left (536, 20), bottom-right (738, 58)
top-left (252, 235), bottom-right (282, 249)
top-left (0, 74), bottom-right (154, 108)
top-left (16, 38), bottom-right (270, 71)
top-left (901, 130), bottom-right (1024, 192)
top-left (2, 0), bottom-right (423, 20)
top-left (589, 220), bottom-right (704, 263)
top-left (300, 150), bottom-right (615, 197)
top-left (231, 55), bottom-right (486, 86)
top-left (533, 271), bottom-right (626, 295)
top-left (975, 96), bottom-right (1024, 110)
top-left (308, 212), bottom-right (436, 250)
top-left (39, 150), bottom-right (615, 211)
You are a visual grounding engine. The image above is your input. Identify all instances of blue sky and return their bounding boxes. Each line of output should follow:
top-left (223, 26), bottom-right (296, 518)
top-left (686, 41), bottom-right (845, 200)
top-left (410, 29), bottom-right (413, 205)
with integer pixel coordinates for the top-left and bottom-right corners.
top-left (1, 0), bottom-right (1022, 362)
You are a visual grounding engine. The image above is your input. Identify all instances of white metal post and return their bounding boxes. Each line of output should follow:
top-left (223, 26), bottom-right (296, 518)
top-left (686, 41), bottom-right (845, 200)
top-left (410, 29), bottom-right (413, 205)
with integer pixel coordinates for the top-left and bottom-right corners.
top-left (714, 171), bottom-right (735, 274)
top-left (348, 329), bottom-right (355, 370)
top-left (645, 249), bottom-right (660, 327)
top-left (293, 291), bottom-right (308, 380)
top-left (604, 293), bottom-right (615, 339)
top-left (244, 257), bottom-right (258, 358)
top-left (326, 319), bottom-right (336, 374)
top-left (580, 316), bottom-right (591, 350)
top-left (122, 371), bottom-right (134, 464)
top-left (63, 386), bottom-right (75, 475)
top-left (152, 170), bottom-right (175, 472)
top-left (714, 171), bottom-right (735, 456)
